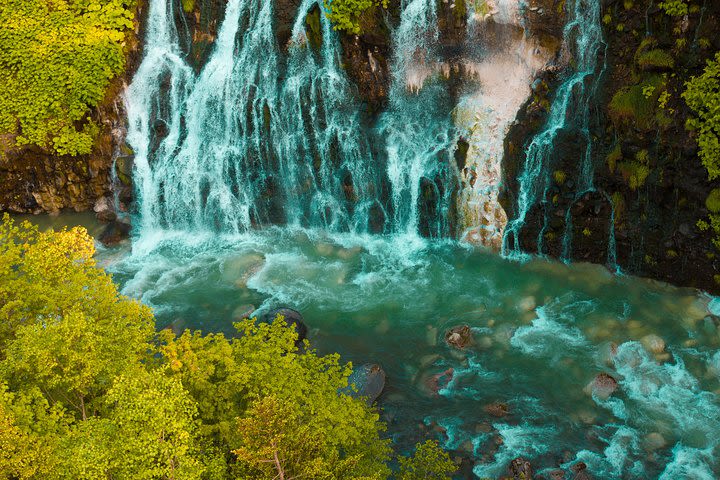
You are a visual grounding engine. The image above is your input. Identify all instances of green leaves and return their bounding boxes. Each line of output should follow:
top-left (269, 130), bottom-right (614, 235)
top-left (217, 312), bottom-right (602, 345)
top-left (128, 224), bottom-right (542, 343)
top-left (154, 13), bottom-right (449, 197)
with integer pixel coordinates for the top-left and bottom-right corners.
top-left (684, 52), bottom-right (720, 181)
top-left (398, 440), bottom-right (457, 480)
top-left (0, 216), bottom-right (456, 479)
top-left (323, 0), bottom-right (388, 34)
top-left (0, 0), bottom-right (135, 155)
top-left (658, 0), bottom-right (689, 16)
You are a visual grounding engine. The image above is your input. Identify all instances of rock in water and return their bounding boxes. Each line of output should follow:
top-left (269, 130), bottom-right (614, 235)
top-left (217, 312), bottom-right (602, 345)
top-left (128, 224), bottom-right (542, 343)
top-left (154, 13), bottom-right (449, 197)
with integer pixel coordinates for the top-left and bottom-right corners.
top-left (483, 401), bottom-right (510, 418)
top-left (640, 334), bottom-right (666, 354)
top-left (505, 457), bottom-right (533, 480)
top-left (261, 307), bottom-right (308, 346)
top-left (98, 219), bottom-right (131, 247)
top-left (517, 296), bottom-right (537, 312)
top-left (445, 325), bottom-right (474, 349)
top-left (571, 461), bottom-right (593, 480)
top-left (93, 196), bottom-right (116, 222)
top-left (347, 364), bottom-right (386, 406)
top-left (584, 373), bottom-right (619, 400)
top-left (232, 304), bottom-right (255, 321)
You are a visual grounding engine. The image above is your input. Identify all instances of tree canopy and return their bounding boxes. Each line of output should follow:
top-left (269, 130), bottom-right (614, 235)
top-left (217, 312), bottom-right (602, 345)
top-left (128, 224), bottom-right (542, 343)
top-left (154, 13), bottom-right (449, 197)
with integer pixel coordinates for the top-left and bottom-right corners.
top-left (0, 215), bottom-right (455, 479)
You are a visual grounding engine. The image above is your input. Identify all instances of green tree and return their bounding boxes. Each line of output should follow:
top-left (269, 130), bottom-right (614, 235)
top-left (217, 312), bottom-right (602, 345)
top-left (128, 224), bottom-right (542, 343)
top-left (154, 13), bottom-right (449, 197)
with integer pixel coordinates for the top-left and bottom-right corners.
top-left (398, 441), bottom-right (457, 480)
top-left (233, 395), bottom-right (382, 479)
top-left (0, 215), bottom-right (153, 354)
top-left (0, 216), bottom-right (456, 479)
top-left (161, 319), bottom-right (393, 478)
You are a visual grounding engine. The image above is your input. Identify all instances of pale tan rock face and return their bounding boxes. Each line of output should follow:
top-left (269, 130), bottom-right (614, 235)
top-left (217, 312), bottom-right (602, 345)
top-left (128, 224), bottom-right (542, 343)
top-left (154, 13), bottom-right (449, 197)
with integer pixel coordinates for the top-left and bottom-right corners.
top-left (456, 1), bottom-right (562, 251)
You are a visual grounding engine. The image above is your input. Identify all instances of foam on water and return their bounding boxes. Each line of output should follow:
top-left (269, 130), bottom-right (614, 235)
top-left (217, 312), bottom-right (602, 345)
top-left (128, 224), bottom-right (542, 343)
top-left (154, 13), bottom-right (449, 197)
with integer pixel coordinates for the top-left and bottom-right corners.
top-left (472, 424), bottom-right (558, 478)
top-left (510, 304), bottom-right (589, 361)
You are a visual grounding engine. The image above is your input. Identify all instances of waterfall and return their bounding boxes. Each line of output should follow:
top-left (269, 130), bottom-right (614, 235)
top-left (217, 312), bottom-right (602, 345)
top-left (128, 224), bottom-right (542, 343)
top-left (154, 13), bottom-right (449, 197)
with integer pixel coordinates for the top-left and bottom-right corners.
top-left (502, 0), bottom-right (606, 260)
top-left (379, 0), bottom-right (458, 238)
top-left (125, 0), bottom-right (459, 242)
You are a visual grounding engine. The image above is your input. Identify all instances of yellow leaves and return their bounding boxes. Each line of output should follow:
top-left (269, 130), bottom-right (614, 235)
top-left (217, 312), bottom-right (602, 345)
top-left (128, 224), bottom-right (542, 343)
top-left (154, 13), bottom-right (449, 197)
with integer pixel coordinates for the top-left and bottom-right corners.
top-left (0, 0), bottom-right (136, 155)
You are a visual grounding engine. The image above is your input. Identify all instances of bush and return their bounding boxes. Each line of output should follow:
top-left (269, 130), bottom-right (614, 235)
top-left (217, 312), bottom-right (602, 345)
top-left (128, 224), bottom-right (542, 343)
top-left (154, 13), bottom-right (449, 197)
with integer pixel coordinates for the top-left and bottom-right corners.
top-left (0, 0), bottom-right (135, 156)
top-left (659, 0), bottom-right (688, 16)
top-left (324, 0), bottom-right (388, 34)
top-left (637, 49), bottom-right (675, 71)
top-left (684, 52), bottom-right (720, 180)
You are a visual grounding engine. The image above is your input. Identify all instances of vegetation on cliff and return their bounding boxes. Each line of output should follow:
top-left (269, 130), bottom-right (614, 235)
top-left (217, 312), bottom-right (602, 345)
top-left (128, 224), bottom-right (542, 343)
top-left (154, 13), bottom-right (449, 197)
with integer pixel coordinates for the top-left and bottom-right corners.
top-left (684, 52), bottom-right (720, 181)
top-left (0, 216), bottom-right (455, 479)
top-left (323, 0), bottom-right (388, 34)
top-left (0, 0), bottom-right (136, 156)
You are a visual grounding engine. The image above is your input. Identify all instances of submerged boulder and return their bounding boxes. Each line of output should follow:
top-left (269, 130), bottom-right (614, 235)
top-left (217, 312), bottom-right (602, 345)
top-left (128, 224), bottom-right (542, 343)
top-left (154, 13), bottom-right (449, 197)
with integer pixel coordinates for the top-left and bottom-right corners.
top-left (445, 325), bottom-right (474, 349)
top-left (640, 334), bottom-right (666, 354)
top-left (346, 363), bottom-right (386, 406)
top-left (584, 372), bottom-right (619, 400)
top-left (232, 304), bottom-right (255, 321)
top-left (483, 401), bottom-right (510, 418)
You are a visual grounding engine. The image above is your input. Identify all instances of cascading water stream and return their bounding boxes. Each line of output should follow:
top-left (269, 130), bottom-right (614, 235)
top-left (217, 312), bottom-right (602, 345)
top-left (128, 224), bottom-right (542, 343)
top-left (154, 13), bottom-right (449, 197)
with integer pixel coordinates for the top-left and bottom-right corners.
top-left (501, 0), bottom-right (610, 263)
top-left (455, 0), bottom-right (554, 250)
top-left (379, 0), bottom-right (458, 238)
top-left (101, 2), bottom-right (720, 477)
top-left (125, 0), bottom-right (459, 243)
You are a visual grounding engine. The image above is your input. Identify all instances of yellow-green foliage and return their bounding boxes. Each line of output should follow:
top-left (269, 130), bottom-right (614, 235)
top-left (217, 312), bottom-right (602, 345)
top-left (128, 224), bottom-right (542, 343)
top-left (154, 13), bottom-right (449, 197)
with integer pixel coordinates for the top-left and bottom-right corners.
top-left (182, 0), bottom-right (195, 13)
top-left (706, 188), bottom-right (720, 213)
top-left (637, 49), bottom-right (675, 70)
top-left (609, 76), bottom-right (666, 130)
top-left (618, 149), bottom-right (651, 190)
top-left (324, 0), bottom-right (388, 34)
top-left (659, 0), bottom-right (689, 16)
top-left (607, 144), bottom-right (623, 172)
top-left (0, 215), bottom-right (454, 479)
top-left (684, 52), bottom-right (720, 180)
top-left (398, 440), bottom-right (456, 480)
top-left (609, 85), bottom-right (655, 127)
top-left (0, 0), bottom-right (135, 156)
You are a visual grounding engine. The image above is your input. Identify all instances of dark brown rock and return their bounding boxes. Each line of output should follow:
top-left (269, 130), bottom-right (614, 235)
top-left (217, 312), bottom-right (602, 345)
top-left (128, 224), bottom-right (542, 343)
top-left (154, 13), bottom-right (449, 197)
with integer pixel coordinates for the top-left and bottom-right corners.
top-left (445, 325), bottom-right (474, 349)
top-left (506, 457), bottom-right (533, 480)
top-left (483, 401), bottom-right (510, 418)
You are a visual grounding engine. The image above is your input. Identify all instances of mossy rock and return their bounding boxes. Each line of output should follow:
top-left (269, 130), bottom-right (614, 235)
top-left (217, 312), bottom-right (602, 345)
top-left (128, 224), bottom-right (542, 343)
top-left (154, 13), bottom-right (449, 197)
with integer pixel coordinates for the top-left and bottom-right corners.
top-left (637, 49), bottom-right (675, 71)
top-left (706, 189), bottom-right (720, 213)
top-left (305, 5), bottom-right (323, 51)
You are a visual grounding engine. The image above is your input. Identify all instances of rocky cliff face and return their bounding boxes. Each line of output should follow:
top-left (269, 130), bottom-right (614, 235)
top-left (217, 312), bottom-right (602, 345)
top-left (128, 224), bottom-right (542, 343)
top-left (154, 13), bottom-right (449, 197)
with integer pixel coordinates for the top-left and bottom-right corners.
top-left (0, 2), bottom-right (147, 216)
top-left (502, 0), bottom-right (720, 293)
top-left (5, 0), bottom-right (720, 293)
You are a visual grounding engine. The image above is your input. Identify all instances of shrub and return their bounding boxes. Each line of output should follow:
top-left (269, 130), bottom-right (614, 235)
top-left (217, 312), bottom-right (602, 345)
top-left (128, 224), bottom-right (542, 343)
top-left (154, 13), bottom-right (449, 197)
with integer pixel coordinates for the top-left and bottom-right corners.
top-left (684, 52), bottom-right (720, 180)
top-left (659, 0), bottom-right (688, 16)
top-left (637, 49), bottom-right (675, 71)
top-left (324, 0), bottom-right (388, 34)
top-left (0, 0), bottom-right (135, 156)
top-left (706, 189), bottom-right (720, 213)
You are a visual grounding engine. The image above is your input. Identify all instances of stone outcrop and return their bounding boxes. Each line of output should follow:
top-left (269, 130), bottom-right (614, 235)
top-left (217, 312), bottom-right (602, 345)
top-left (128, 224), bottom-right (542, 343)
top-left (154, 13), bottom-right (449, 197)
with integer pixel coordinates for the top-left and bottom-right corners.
top-left (456, 0), bottom-right (564, 250)
top-left (502, 0), bottom-right (720, 293)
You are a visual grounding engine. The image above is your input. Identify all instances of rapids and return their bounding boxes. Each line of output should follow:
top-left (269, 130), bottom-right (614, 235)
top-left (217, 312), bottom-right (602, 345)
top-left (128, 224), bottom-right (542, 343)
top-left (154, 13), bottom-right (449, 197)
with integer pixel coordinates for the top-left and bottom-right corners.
top-left (86, 0), bottom-right (720, 477)
top-left (96, 225), bottom-right (719, 479)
